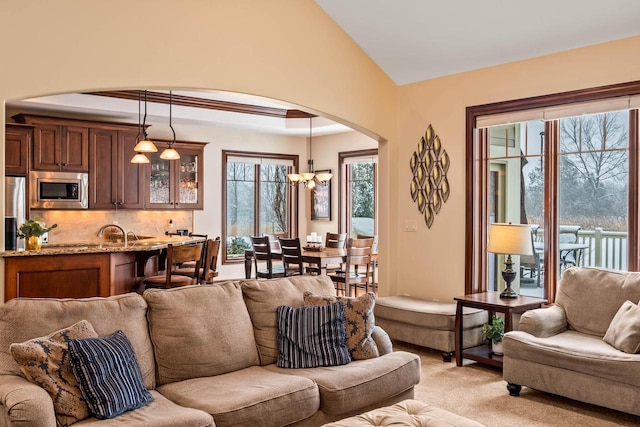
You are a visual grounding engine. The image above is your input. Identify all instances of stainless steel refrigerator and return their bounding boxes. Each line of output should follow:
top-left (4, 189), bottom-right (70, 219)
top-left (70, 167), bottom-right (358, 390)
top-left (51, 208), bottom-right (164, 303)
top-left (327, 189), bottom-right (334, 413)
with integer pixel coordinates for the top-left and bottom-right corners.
top-left (5, 176), bottom-right (26, 250)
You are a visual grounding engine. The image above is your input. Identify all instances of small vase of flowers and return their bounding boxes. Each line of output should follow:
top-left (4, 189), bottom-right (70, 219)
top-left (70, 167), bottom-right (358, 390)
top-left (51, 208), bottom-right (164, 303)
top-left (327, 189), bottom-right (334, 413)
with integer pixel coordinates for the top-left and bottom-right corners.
top-left (17, 218), bottom-right (57, 250)
top-left (481, 315), bottom-right (505, 355)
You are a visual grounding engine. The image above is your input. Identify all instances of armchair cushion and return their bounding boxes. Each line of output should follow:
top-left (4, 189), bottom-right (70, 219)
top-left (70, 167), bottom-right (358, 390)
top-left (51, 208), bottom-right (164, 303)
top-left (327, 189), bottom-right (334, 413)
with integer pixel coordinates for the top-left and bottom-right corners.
top-left (303, 292), bottom-right (379, 360)
top-left (9, 320), bottom-right (98, 427)
top-left (518, 305), bottom-right (568, 338)
top-left (603, 300), bottom-right (640, 354)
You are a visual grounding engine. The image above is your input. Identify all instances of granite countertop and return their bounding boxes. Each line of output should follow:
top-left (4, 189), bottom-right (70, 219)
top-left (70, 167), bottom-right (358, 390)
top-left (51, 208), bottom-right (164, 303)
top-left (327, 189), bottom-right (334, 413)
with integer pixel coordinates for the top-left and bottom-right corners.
top-left (1, 236), bottom-right (203, 257)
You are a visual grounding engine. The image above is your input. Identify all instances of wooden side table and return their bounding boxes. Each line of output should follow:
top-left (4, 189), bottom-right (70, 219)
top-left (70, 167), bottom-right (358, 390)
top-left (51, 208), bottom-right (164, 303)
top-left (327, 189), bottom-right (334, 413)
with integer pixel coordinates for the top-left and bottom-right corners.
top-left (454, 292), bottom-right (547, 368)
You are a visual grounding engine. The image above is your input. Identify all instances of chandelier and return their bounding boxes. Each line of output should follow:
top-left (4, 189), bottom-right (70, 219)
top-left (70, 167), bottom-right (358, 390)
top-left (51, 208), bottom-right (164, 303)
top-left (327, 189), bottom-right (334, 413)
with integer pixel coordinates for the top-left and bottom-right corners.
top-left (288, 116), bottom-right (332, 188)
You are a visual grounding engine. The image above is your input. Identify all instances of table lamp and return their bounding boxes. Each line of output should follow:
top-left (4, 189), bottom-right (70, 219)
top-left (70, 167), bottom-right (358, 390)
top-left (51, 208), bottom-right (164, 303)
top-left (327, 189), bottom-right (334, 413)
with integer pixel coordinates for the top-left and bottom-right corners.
top-left (488, 223), bottom-right (533, 298)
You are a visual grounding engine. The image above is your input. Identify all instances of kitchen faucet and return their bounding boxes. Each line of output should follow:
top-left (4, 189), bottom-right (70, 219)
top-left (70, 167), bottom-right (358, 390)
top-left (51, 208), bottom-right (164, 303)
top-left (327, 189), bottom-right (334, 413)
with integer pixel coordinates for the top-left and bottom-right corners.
top-left (97, 224), bottom-right (127, 245)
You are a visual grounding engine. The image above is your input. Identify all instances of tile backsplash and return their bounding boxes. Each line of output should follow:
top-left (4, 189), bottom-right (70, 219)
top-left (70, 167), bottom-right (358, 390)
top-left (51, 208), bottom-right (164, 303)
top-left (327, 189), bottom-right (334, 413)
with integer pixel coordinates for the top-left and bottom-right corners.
top-left (30, 210), bottom-right (193, 243)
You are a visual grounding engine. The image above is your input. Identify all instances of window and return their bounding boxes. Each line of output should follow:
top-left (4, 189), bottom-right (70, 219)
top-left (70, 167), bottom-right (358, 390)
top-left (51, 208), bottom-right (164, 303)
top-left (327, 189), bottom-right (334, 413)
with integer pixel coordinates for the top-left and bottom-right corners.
top-left (223, 151), bottom-right (298, 263)
top-left (467, 82), bottom-right (640, 302)
top-left (339, 150), bottom-right (378, 236)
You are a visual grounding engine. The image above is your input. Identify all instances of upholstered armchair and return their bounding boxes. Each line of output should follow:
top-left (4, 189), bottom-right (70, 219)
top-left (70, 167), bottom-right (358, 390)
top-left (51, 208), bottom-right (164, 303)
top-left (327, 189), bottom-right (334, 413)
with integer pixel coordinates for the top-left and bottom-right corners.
top-left (503, 267), bottom-right (640, 416)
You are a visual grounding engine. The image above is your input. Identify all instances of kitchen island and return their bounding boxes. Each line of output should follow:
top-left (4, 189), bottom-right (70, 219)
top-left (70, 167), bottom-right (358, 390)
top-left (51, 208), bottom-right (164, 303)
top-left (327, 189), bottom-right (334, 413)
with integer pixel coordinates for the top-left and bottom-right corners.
top-left (1, 236), bottom-right (202, 301)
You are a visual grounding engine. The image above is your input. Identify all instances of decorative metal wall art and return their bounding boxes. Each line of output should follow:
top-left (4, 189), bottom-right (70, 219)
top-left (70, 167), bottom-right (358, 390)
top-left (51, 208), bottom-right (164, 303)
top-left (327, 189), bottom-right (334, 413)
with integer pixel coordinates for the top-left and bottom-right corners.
top-left (410, 124), bottom-right (450, 228)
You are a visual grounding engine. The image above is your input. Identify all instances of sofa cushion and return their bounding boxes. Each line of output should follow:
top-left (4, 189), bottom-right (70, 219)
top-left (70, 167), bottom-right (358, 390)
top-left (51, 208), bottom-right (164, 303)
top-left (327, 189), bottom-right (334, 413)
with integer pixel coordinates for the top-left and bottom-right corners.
top-left (68, 330), bottom-right (153, 419)
top-left (0, 293), bottom-right (155, 389)
top-left (304, 292), bottom-right (379, 360)
top-left (9, 320), bottom-right (98, 426)
top-left (603, 300), bottom-right (640, 354)
top-left (556, 267), bottom-right (640, 336)
top-left (504, 330), bottom-right (640, 387)
top-left (76, 390), bottom-right (214, 427)
top-left (277, 302), bottom-right (351, 368)
top-left (241, 275), bottom-right (336, 365)
top-left (144, 283), bottom-right (260, 386)
top-left (156, 366), bottom-right (319, 427)
top-left (264, 351), bottom-right (421, 416)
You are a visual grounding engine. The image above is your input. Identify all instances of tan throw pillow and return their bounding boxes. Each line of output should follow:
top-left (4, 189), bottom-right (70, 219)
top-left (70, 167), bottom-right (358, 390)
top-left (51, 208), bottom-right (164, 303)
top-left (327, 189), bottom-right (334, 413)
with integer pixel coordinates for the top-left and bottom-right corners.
top-left (303, 292), bottom-right (379, 360)
top-left (10, 320), bottom-right (98, 427)
top-left (603, 300), bottom-right (640, 354)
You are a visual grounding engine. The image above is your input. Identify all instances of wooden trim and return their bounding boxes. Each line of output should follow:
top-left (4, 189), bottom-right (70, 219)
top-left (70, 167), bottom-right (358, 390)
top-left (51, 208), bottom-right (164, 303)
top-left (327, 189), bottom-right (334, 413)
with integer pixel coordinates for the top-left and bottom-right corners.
top-left (544, 121), bottom-right (559, 303)
top-left (12, 113), bottom-right (142, 130)
top-left (629, 109), bottom-right (640, 272)
top-left (220, 150), bottom-right (299, 264)
top-left (466, 80), bottom-right (640, 296)
top-left (86, 90), bottom-right (314, 119)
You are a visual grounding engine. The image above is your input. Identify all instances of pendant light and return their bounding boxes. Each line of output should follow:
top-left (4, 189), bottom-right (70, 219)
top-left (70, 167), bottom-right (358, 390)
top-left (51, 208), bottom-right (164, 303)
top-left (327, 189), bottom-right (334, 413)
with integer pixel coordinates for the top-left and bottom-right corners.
top-left (160, 90), bottom-right (180, 160)
top-left (288, 116), bottom-right (332, 188)
top-left (133, 90), bottom-right (158, 153)
top-left (131, 90), bottom-right (151, 163)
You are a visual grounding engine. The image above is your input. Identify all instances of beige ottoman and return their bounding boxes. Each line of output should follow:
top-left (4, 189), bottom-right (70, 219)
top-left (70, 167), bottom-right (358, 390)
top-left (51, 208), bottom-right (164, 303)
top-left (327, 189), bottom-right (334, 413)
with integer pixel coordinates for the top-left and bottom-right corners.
top-left (323, 399), bottom-right (485, 426)
top-left (374, 296), bottom-right (487, 361)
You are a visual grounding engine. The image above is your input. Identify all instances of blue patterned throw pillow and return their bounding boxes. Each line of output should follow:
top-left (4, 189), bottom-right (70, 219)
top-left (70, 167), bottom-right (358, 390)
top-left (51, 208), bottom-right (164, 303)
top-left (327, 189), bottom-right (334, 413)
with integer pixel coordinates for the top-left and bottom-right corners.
top-left (68, 330), bottom-right (153, 419)
top-left (277, 301), bottom-right (351, 368)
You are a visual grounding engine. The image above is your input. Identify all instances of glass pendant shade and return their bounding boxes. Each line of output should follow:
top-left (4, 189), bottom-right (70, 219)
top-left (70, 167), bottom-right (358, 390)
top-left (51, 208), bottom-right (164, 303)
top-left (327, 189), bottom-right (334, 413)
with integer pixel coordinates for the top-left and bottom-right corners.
top-left (131, 153), bottom-right (150, 163)
top-left (300, 172), bottom-right (316, 181)
top-left (315, 172), bottom-right (333, 182)
top-left (160, 147), bottom-right (180, 160)
top-left (307, 179), bottom-right (316, 189)
top-left (288, 173), bottom-right (302, 183)
top-left (134, 137), bottom-right (158, 153)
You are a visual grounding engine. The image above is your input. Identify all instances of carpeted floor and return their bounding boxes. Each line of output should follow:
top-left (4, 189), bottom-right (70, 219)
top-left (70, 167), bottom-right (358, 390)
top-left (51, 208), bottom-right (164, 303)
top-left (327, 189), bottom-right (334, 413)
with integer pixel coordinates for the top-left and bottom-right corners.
top-left (394, 341), bottom-right (640, 427)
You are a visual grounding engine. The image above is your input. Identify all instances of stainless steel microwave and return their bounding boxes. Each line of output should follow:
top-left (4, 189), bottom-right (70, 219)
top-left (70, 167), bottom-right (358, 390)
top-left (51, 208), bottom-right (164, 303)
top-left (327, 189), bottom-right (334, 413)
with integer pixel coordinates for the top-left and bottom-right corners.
top-left (29, 171), bottom-right (88, 209)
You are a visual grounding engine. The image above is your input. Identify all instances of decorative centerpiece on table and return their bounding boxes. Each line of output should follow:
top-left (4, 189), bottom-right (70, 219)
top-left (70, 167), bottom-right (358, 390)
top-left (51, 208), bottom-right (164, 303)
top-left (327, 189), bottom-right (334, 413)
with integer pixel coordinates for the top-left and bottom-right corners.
top-left (17, 218), bottom-right (58, 251)
top-left (304, 232), bottom-right (324, 251)
top-left (481, 315), bottom-right (505, 355)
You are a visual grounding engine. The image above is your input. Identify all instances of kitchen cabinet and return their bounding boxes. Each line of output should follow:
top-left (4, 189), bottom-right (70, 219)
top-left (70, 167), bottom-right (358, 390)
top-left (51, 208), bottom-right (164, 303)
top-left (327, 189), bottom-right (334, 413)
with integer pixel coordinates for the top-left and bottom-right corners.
top-left (89, 128), bottom-right (145, 209)
top-left (13, 114), bottom-right (89, 172)
top-left (4, 252), bottom-right (141, 300)
top-left (5, 124), bottom-right (32, 176)
top-left (146, 142), bottom-right (205, 210)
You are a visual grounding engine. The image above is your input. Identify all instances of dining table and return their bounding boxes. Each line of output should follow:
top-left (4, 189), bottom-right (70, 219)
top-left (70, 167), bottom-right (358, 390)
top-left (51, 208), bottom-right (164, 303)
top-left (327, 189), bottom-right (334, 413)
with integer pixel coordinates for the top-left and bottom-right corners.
top-left (244, 246), bottom-right (378, 279)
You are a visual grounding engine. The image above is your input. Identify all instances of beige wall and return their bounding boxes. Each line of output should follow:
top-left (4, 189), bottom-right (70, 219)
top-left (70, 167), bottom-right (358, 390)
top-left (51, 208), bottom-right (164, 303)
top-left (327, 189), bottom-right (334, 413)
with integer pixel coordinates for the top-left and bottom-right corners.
top-left (0, 0), bottom-right (399, 297)
top-left (397, 35), bottom-right (640, 301)
top-left (2, 1), bottom-right (639, 302)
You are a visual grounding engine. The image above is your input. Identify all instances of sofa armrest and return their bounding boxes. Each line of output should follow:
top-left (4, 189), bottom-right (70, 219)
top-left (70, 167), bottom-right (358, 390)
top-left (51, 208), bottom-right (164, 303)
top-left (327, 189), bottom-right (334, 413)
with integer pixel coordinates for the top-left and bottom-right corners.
top-left (372, 326), bottom-right (393, 355)
top-left (517, 305), bottom-right (568, 338)
top-left (0, 375), bottom-right (56, 427)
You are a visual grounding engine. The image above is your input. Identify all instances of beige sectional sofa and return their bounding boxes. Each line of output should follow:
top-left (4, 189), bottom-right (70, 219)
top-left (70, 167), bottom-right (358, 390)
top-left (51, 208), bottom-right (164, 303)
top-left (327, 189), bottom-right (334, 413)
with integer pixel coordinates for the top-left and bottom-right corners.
top-left (0, 275), bottom-right (421, 426)
top-left (503, 267), bottom-right (640, 416)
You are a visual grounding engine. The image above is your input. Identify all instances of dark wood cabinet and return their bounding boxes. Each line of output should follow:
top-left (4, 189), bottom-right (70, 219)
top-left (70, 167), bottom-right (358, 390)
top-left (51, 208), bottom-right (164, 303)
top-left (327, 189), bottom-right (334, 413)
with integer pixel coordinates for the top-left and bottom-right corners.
top-left (5, 124), bottom-right (32, 176)
top-left (13, 114), bottom-right (89, 172)
top-left (3, 252), bottom-right (142, 300)
top-left (89, 128), bottom-right (145, 209)
top-left (146, 142), bottom-right (205, 210)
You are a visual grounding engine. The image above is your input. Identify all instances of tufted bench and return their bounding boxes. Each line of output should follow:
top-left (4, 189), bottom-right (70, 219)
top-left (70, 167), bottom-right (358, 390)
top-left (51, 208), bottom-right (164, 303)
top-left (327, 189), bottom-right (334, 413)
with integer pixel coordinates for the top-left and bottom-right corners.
top-left (374, 295), bottom-right (487, 361)
top-left (323, 399), bottom-right (485, 426)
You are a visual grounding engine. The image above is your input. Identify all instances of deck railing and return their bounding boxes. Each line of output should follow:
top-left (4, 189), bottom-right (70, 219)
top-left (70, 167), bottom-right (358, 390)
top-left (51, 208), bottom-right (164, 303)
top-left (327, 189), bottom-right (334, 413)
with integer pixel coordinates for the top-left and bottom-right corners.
top-left (534, 227), bottom-right (628, 271)
top-left (577, 228), bottom-right (627, 271)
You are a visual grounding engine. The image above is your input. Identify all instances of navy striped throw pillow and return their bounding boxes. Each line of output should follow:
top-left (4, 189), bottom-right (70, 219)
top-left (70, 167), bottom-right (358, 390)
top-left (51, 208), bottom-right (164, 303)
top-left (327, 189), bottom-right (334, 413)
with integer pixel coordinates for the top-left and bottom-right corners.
top-left (68, 330), bottom-right (153, 419)
top-left (277, 301), bottom-right (351, 368)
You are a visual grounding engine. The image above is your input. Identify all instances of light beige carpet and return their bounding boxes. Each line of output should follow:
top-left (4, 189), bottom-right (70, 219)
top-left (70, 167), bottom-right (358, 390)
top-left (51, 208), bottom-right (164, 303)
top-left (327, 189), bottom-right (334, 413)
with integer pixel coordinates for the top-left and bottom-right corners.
top-left (394, 342), bottom-right (640, 427)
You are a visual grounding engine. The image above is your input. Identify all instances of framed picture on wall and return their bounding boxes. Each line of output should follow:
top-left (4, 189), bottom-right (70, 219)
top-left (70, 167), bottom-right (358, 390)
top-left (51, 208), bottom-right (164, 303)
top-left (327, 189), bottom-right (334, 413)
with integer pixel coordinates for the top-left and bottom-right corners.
top-left (311, 170), bottom-right (331, 221)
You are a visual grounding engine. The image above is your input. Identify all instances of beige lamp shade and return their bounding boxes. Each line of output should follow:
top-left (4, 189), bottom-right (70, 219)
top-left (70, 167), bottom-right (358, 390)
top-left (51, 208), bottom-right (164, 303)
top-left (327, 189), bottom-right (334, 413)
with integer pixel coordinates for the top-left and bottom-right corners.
top-left (487, 223), bottom-right (533, 256)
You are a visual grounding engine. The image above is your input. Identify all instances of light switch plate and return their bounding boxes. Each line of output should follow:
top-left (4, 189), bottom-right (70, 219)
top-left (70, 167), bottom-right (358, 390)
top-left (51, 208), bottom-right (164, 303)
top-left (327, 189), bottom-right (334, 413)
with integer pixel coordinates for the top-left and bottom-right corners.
top-left (404, 220), bottom-right (417, 232)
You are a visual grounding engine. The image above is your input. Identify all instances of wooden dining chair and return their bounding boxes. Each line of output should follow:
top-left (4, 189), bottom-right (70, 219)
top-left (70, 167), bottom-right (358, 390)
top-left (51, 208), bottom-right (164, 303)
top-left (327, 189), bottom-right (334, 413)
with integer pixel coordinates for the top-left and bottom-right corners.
top-left (306, 232), bottom-right (348, 275)
top-left (328, 237), bottom-right (374, 296)
top-left (357, 233), bottom-right (379, 291)
top-left (265, 232), bottom-right (287, 252)
top-left (144, 242), bottom-right (204, 289)
top-left (174, 237), bottom-right (221, 283)
top-left (278, 237), bottom-right (305, 276)
top-left (251, 236), bottom-right (285, 279)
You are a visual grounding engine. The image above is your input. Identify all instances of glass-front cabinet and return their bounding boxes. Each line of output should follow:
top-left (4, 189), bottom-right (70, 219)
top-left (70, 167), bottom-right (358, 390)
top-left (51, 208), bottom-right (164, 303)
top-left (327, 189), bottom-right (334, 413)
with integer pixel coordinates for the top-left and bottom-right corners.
top-left (147, 142), bottom-right (205, 209)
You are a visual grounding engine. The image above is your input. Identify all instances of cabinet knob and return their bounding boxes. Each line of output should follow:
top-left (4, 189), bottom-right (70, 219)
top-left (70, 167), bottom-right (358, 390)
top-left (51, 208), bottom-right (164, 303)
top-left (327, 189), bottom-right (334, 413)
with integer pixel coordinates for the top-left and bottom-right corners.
top-left (62, 163), bottom-right (68, 166)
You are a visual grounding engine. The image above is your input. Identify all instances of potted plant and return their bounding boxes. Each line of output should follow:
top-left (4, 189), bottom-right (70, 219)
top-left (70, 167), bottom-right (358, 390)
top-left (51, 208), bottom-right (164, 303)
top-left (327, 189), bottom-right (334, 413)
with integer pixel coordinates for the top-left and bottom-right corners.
top-left (17, 218), bottom-right (57, 251)
top-left (481, 315), bottom-right (505, 355)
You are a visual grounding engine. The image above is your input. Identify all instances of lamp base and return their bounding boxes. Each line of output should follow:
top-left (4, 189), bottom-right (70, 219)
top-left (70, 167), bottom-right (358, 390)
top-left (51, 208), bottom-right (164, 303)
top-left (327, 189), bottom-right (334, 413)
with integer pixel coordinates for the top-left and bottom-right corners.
top-left (500, 264), bottom-right (518, 299)
top-left (499, 286), bottom-right (518, 299)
